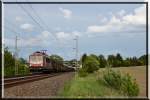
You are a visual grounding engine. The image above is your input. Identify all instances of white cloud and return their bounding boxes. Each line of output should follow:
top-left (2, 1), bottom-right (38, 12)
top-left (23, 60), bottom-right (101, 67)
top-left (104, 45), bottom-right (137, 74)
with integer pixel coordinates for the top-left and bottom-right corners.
top-left (15, 16), bottom-right (23, 22)
top-left (56, 32), bottom-right (70, 39)
top-left (41, 31), bottom-right (51, 38)
top-left (72, 31), bottom-right (81, 37)
top-left (20, 23), bottom-right (34, 32)
top-left (59, 7), bottom-right (72, 19)
top-left (117, 10), bottom-right (126, 17)
top-left (87, 4), bottom-right (146, 34)
top-left (87, 24), bottom-right (112, 33)
top-left (97, 14), bottom-right (108, 23)
top-left (55, 31), bottom-right (82, 41)
top-left (123, 5), bottom-right (146, 25)
top-left (5, 30), bottom-right (53, 48)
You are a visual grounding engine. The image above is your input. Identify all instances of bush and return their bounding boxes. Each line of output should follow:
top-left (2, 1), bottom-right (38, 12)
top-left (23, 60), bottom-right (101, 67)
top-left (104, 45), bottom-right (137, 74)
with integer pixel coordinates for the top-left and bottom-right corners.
top-left (82, 56), bottom-right (99, 73)
top-left (103, 69), bottom-right (122, 90)
top-left (78, 68), bottom-right (87, 77)
top-left (4, 62), bottom-right (30, 77)
top-left (4, 66), bottom-right (15, 77)
top-left (103, 69), bottom-right (139, 96)
top-left (121, 74), bottom-right (139, 96)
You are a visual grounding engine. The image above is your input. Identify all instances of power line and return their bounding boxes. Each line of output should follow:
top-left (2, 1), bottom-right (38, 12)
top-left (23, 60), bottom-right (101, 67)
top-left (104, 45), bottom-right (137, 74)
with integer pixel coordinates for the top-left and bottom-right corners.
top-left (25, 0), bottom-right (48, 29)
top-left (16, 1), bottom-right (65, 49)
top-left (24, 1), bottom-right (63, 42)
top-left (16, 0), bottom-right (44, 31)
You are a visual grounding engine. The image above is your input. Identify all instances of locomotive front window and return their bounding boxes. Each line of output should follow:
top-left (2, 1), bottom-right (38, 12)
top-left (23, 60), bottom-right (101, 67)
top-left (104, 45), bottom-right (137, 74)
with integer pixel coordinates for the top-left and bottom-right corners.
top-left (30, 56), bottom-right (43, 64)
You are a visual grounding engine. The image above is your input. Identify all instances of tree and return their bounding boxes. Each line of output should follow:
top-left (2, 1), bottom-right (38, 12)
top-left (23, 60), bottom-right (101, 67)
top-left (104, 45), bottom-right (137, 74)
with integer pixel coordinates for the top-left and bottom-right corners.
top-left (49, 54), bottom-right (63, 63)
top-left (116, 53), bottom-right (123, 61)
top-left (138, 54), bottom-right (147, 65)
top-left (4, 47), bottom-right (15, 68)
top-left (82, 56), bottom-right (99, 73)
top-left (129, 56), bottom-right (139, 66)
top-left (98, 54), bottom-right (107, 68)
top-left (115, 53), bottom-right (123, 67)
top-left (89, 54), bottom-right (99, 61)
top-left (81, 53), bottom-right (87, 66)
top-left (122, 58), bottom-right (131, 67)
top-left (107, 55), bottom-right (116, 67)
top-left (19, 58), bottom-right (27, 64)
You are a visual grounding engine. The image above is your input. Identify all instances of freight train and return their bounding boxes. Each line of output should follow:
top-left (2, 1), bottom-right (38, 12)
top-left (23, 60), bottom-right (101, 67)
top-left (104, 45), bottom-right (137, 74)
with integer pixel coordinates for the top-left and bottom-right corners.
top-left (29, 51), bottom-right (74, 73)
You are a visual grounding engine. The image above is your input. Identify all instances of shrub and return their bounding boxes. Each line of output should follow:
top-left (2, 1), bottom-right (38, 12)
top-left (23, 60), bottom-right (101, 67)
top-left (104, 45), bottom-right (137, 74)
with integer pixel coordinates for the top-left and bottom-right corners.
top-left (82, 56), bottom-right (99, 73)
top-left (103, 69), bottom-right (139, 96)
top-left (121, 74), bottom-right (139, 96)
top-left (78, 68), bottom-right (87, 77)
top-left (103, 69), bottom-right (122, 90)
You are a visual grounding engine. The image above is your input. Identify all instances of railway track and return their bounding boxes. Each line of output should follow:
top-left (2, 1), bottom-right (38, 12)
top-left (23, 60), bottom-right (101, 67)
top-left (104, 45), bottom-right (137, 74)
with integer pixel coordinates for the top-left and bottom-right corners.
top-left (4, 73), bottom-right (63, 88)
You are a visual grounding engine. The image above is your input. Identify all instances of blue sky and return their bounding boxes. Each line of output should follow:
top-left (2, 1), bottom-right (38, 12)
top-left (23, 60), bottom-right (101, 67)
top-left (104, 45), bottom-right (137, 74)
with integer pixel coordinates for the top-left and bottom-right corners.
top-left (4, 3), bottom-right (146, 61)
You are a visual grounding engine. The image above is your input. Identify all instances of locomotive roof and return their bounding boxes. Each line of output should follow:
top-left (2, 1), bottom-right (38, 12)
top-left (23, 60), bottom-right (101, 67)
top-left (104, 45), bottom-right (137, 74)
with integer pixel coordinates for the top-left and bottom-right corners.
top-left (31, 51), bottom-right (48, 56)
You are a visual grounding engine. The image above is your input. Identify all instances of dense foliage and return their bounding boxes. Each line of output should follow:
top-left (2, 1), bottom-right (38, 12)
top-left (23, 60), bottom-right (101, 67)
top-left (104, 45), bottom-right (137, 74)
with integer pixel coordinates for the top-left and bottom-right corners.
top-left (103, 69), bottom-right (139, 96)
top-left (4, 47), bottom-right (15, 68)
top-left (78, 55), bottom-right (99, 77)
top-left (81, 53), bottom-right (147, 68)
top-left (4, 47), bottom-right (30, 77)
top-left (98, 55), bottom-right (107, 68)
top-left (49, 54), bottom-right (64, 63)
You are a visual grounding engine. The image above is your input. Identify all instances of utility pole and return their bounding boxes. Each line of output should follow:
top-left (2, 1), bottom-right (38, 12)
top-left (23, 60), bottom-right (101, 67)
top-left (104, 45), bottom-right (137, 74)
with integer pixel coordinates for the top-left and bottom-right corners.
top-left (15, 36), bottom-right (19, 75)
top-left (73, 36), bottom-right (78, 70)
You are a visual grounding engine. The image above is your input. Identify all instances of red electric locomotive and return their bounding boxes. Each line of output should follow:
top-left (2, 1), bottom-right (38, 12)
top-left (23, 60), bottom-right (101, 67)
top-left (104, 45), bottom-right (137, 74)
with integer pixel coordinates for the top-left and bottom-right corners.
top-left (29, 51), bottom-right (74, 73)
top-left (29, 51), bottom-right (52, 73)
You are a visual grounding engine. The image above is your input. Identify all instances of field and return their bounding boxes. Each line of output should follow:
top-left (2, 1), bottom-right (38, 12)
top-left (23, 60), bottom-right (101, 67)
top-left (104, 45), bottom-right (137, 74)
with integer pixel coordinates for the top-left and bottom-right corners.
top-left (59, 66), bottom-right (146, 98)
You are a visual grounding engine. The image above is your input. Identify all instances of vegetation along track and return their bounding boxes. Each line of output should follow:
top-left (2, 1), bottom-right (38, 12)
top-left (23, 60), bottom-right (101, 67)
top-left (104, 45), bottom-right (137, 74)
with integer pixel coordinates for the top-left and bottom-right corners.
top-left (4, 72), bottom-right (64, 88)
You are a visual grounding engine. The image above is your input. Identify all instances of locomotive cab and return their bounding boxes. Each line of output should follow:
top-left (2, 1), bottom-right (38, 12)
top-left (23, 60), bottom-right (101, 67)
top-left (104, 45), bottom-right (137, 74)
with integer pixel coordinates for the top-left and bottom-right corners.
top-left (29, 51), bottom-right (52, 73)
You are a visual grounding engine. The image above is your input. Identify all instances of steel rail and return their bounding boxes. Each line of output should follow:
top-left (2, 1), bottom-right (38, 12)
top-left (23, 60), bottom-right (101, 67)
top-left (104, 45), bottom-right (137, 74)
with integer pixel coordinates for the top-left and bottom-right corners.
top-left (4, 73), bottom-right (64, 88)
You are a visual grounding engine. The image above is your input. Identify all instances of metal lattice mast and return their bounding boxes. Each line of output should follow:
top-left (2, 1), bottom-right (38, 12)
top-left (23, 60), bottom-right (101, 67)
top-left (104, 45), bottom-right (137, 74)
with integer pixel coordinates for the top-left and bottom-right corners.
top-left (15, 36), bottom-right (19, 75)
top-left (74, 36), bottom-right (78, 70)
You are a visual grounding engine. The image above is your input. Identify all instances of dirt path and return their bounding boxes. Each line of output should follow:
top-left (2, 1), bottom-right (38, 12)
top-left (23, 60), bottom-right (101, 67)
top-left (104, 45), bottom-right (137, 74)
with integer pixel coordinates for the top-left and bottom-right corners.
top-left (4, 72), bottom-right (75, 98)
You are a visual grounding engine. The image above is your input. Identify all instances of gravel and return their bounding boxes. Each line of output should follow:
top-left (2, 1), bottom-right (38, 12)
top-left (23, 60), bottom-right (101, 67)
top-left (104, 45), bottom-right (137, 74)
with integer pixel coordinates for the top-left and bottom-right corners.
top-left (4, 72), bottom-right (75, 98)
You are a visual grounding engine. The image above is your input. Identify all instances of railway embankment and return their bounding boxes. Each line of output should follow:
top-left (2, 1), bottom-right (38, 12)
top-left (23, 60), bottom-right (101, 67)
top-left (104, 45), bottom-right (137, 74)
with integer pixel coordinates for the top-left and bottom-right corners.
top-left (4, 72), bottom-right (75, 98)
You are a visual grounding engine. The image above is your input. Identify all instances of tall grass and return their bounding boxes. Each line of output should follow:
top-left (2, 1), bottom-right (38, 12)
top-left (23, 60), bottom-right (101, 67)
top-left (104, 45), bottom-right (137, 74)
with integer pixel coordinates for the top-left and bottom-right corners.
top-left (59, 73), bottom-right (121, 97)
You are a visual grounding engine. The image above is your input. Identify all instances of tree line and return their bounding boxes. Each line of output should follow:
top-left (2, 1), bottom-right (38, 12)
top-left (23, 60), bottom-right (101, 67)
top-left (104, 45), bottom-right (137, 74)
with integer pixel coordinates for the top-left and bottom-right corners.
top-left (81, 53), bottom-right (147, 68)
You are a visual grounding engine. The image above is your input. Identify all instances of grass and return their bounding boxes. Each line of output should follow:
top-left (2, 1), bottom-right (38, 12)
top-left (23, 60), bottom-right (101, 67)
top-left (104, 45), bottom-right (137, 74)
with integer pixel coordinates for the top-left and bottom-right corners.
top-left (59, 72), bottom-right (123, 98)
top-left (59, 66), bottom-right (146, 97)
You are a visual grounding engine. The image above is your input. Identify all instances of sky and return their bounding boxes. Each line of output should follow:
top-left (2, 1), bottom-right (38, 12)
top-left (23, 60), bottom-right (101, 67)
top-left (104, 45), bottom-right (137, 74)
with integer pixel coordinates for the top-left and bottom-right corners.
top-left (3, 2), bottom-right (147, 61)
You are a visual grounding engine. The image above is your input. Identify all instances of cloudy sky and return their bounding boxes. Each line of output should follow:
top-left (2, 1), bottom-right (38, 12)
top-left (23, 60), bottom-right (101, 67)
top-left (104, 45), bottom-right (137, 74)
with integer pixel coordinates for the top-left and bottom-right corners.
top-left (4, 2), bottom-right (146, 60)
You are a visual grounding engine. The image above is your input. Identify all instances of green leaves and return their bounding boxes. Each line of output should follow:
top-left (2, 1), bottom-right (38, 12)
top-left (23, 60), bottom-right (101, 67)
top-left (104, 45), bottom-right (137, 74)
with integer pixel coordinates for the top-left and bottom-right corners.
top-left (49, 54), bottom-right (64, 63)
top-left (82, 55), bottom-right (99, 73)
top-left (4, 47), bottom-right (30, 77)
top-left (103, 69), bottom-right (139, 96)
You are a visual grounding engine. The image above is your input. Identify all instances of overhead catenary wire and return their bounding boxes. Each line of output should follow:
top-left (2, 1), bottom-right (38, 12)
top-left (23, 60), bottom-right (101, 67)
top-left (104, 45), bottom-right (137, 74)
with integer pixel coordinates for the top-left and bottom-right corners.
top-left (16, 0), bottom-right (44, 31)
top-left (7, 1), bottom-right (74, 60)
top-left (25, 0), bottom-right (49, 30)
top-left (22, 1), bottom-right (73, 56)
top-left (24, 0), bottom-right (64, 42)
top-left (16, 0), bottom-right (62, 45)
